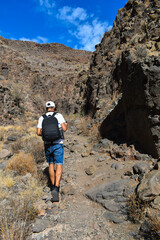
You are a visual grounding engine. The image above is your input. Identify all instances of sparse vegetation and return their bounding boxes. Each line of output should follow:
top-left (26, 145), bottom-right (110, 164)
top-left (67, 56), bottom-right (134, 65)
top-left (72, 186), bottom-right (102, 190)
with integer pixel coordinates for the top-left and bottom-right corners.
top-left (0, 197), bottom-right (39, 240)
top-left (21, 136), bottom-right (45, 164)
top-left (6, 151), bottom-right (37, 175)
top-left (127, 192), bottom-right (150, 223)
top-left (147, 210), bottom-right (160, 239)
top-left (0, 170), bottom-right (15, 189)
top-left (127, 193), bottom-right (160, 239)
top-left (77, 115), bottom-right (101, 142)
top-left (0, 119), bottom-right (43, 240)
top-left (20, 177), bottom-right (43, 200)
top-left (136, 46), bottom-right (148, 59)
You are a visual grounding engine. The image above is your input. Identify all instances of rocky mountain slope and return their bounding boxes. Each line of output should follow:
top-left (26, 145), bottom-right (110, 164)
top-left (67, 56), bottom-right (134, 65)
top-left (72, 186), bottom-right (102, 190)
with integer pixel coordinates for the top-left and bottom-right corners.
top-left (0, 0), bottom-right (159, 157)
top-left (0, 36), bottom-right (92, 123)
top-left (76, 0), bottom-right (160, 158)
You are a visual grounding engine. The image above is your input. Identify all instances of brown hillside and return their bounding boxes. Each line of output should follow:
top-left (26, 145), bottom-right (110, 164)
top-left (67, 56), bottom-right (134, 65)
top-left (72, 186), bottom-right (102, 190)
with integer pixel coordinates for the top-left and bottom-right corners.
top-left (0, 36), bottom-right (92, 123)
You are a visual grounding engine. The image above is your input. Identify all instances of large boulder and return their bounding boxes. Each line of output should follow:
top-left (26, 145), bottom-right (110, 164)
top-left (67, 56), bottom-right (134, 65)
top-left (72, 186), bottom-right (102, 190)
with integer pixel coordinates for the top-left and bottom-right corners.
top-left (137, 170), bottom-right (160, 201)
top-left (86, 179), bottom-right (137, 223)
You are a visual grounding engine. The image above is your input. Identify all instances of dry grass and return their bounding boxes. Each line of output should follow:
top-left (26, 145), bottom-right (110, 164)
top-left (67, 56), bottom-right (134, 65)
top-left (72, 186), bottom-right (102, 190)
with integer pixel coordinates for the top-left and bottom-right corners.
top-left (3, 176), bottom-right (15, 188)
top-left (0, 118), bottom-right (45, 239)
top-left (21, 136), bottom-right (45, 164)
top-left (0, 189), bottom-right (5, 199)
top-left (0, 197), bottom-right (38, 240)
top-left (6, 151), bottom-right (37, 175)
top-left (127, 193), bottom-right (160, 238)
top-left (20, 178), bottom-right (43, 200)
top-left (0, 125), bottom-right (25, 143)
top-left (10, 139), bottom-right (23, 153)
top-left (0, 170), bottom-right (15, 189)
top-left (127, 193), bottom-right (150, 223)
top-left (146, 210), bottom-right (160, 239)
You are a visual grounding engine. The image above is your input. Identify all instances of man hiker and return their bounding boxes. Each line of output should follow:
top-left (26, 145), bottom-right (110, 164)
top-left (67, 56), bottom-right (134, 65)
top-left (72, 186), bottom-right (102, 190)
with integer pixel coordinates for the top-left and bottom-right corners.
top-left (37, 101), bottom-right (67, 202)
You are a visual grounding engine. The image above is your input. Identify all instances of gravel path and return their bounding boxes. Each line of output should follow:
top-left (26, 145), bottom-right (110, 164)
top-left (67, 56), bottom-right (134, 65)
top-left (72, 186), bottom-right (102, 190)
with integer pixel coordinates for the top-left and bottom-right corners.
top-left (29, 130), bottom-right (141, 240)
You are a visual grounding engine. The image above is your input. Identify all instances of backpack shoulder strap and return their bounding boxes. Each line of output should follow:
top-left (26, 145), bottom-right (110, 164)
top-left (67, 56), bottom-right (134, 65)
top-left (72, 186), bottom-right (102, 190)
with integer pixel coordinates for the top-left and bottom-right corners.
top-left (42, 114), bottom-right (47, 119)
top-left (43, 112), bottom-right (58, 119)
top-left (52, 112), bottom-right (58, 118)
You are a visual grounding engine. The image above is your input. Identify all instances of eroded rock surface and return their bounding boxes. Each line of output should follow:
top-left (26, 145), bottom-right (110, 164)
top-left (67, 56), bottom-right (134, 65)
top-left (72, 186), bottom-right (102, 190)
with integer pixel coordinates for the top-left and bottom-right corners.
top-left (76, 0), bottom-right (160, 157)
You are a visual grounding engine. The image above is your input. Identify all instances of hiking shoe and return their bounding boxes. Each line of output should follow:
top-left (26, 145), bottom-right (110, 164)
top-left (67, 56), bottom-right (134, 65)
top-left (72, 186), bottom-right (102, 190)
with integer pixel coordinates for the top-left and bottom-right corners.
top-left (51, 186), bottom-right (59, 202)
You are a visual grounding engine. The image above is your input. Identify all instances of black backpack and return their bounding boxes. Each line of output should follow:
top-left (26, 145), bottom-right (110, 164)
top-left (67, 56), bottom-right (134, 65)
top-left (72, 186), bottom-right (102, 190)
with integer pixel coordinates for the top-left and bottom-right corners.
top-left (42, 112), bottom-right (61, 142)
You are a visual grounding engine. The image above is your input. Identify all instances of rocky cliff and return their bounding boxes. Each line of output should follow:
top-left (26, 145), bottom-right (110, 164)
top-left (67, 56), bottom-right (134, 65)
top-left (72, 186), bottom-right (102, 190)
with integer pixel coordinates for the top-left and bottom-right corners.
top-left (79, 0), bottom-right (160, 157)
top-left (0, 36), bottom-right (92, 123)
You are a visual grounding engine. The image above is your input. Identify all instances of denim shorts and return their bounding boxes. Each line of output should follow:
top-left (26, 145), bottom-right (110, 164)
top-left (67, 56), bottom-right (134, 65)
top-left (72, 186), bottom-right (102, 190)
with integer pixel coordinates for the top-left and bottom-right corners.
top-left (44, 143), bottom-right (64, 165)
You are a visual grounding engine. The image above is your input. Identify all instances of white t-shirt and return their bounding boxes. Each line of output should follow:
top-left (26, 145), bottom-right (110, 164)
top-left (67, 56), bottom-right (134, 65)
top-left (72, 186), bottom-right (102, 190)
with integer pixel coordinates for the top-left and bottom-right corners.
top-left (37, 112), bottom-right (66, 144)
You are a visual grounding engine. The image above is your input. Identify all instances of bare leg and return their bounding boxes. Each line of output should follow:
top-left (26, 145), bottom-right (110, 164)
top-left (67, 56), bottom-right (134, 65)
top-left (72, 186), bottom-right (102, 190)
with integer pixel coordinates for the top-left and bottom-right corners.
top-left (49, 163), bottom-right (55, 185)
top-left (55, 164), bottom-right (63, 187)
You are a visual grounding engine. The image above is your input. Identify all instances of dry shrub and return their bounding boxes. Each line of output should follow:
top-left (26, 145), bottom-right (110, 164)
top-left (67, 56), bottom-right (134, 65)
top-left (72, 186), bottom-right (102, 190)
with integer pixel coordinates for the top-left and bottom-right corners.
top-left (127, 193), bottom-right (150, 223)
top-left (20, 178), bottom-right (43, 200)
top-left (10, 135), bottom-right (45, 163)
top-left (147, 210), bottom-right (160, 238)
top-left (10, 139), bottom-right (23, 153)
top-left (6, 125), bottom-right (25, 137)
top-left (0, 170), bottom-right (15, 189)
top-left (22, 136), bottom-right (45, 163)
top-left (3, 176), bottom-right (15, 188)
top-left (0, 197), bottom-right (38, 240)
top-left (0, 126), bottom-right (11, 141)
top-left (6, 152), bottom-right (37, 175)
top-left (27, 126), bottom-right (36, 136)
top-left (0, 125), bottom-right (25, 144)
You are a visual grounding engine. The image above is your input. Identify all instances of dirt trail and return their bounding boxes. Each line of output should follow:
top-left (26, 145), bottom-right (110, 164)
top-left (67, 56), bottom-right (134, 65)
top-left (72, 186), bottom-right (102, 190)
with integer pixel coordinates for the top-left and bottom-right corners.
top-left (29, 130), bottom-right (141, 240)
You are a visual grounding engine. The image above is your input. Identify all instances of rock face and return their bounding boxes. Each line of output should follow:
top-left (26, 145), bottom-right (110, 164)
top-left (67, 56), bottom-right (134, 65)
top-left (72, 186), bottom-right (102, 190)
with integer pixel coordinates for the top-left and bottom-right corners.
top-left (137, 170), bottom-right (160, 201)
top-left (79, 0), bottom-right (160, 157)
top-left (0, 36), bottom-right (92, 123)
top-left (86, 179), bottom-right (137, 224)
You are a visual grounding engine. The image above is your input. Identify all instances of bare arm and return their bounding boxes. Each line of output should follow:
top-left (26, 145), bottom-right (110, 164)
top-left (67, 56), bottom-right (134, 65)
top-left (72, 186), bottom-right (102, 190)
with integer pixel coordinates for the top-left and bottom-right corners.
top-left (61, 122), bottom-right (68, 132)
top-left (37, 128), bottom-right (42, 136)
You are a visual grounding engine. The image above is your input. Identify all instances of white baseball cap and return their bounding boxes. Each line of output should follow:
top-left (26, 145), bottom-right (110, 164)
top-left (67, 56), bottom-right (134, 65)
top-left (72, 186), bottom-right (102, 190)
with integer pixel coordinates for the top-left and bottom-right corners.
top-left (46, 101), bottom-right (55, 108)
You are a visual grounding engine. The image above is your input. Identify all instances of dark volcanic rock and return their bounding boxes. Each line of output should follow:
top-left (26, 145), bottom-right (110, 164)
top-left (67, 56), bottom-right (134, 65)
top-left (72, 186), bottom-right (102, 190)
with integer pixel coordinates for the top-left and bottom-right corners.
top-left (78, 0), bottom-right (160, 157)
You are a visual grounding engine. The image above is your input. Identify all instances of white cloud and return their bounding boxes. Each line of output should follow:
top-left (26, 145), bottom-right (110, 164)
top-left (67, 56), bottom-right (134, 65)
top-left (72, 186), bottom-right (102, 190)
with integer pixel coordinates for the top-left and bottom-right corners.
top-left (19, 36), bottom-right (48, 43)
top-left (35, 1), bottom-right (111, 51)
top-left (57, 6), bottom-right (88, 24)
top-left (38, 0), bottom-right (55, 15)
top-left (37, 36), bottom-right (48, 43)
top-left (57, 6), bottom-right (111, 51)
top-left (70, 19), bottom-right (111, 51)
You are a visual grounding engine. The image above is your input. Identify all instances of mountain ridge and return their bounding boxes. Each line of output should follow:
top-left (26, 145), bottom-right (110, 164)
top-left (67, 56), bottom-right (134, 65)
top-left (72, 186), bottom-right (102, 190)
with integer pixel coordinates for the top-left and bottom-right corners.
top-left (0, 35), bottom-right (92, 124)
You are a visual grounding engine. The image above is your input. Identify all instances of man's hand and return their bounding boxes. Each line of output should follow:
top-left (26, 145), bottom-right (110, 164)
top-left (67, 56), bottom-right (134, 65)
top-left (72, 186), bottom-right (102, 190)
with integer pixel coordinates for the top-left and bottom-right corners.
top-left (37, 128), bottom-right (42, 136)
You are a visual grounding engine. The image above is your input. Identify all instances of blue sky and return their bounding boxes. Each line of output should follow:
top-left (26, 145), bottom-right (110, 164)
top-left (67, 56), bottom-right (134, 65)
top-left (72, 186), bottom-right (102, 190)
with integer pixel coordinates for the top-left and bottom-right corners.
top-left (0, 0), bottom-right (128, 51)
